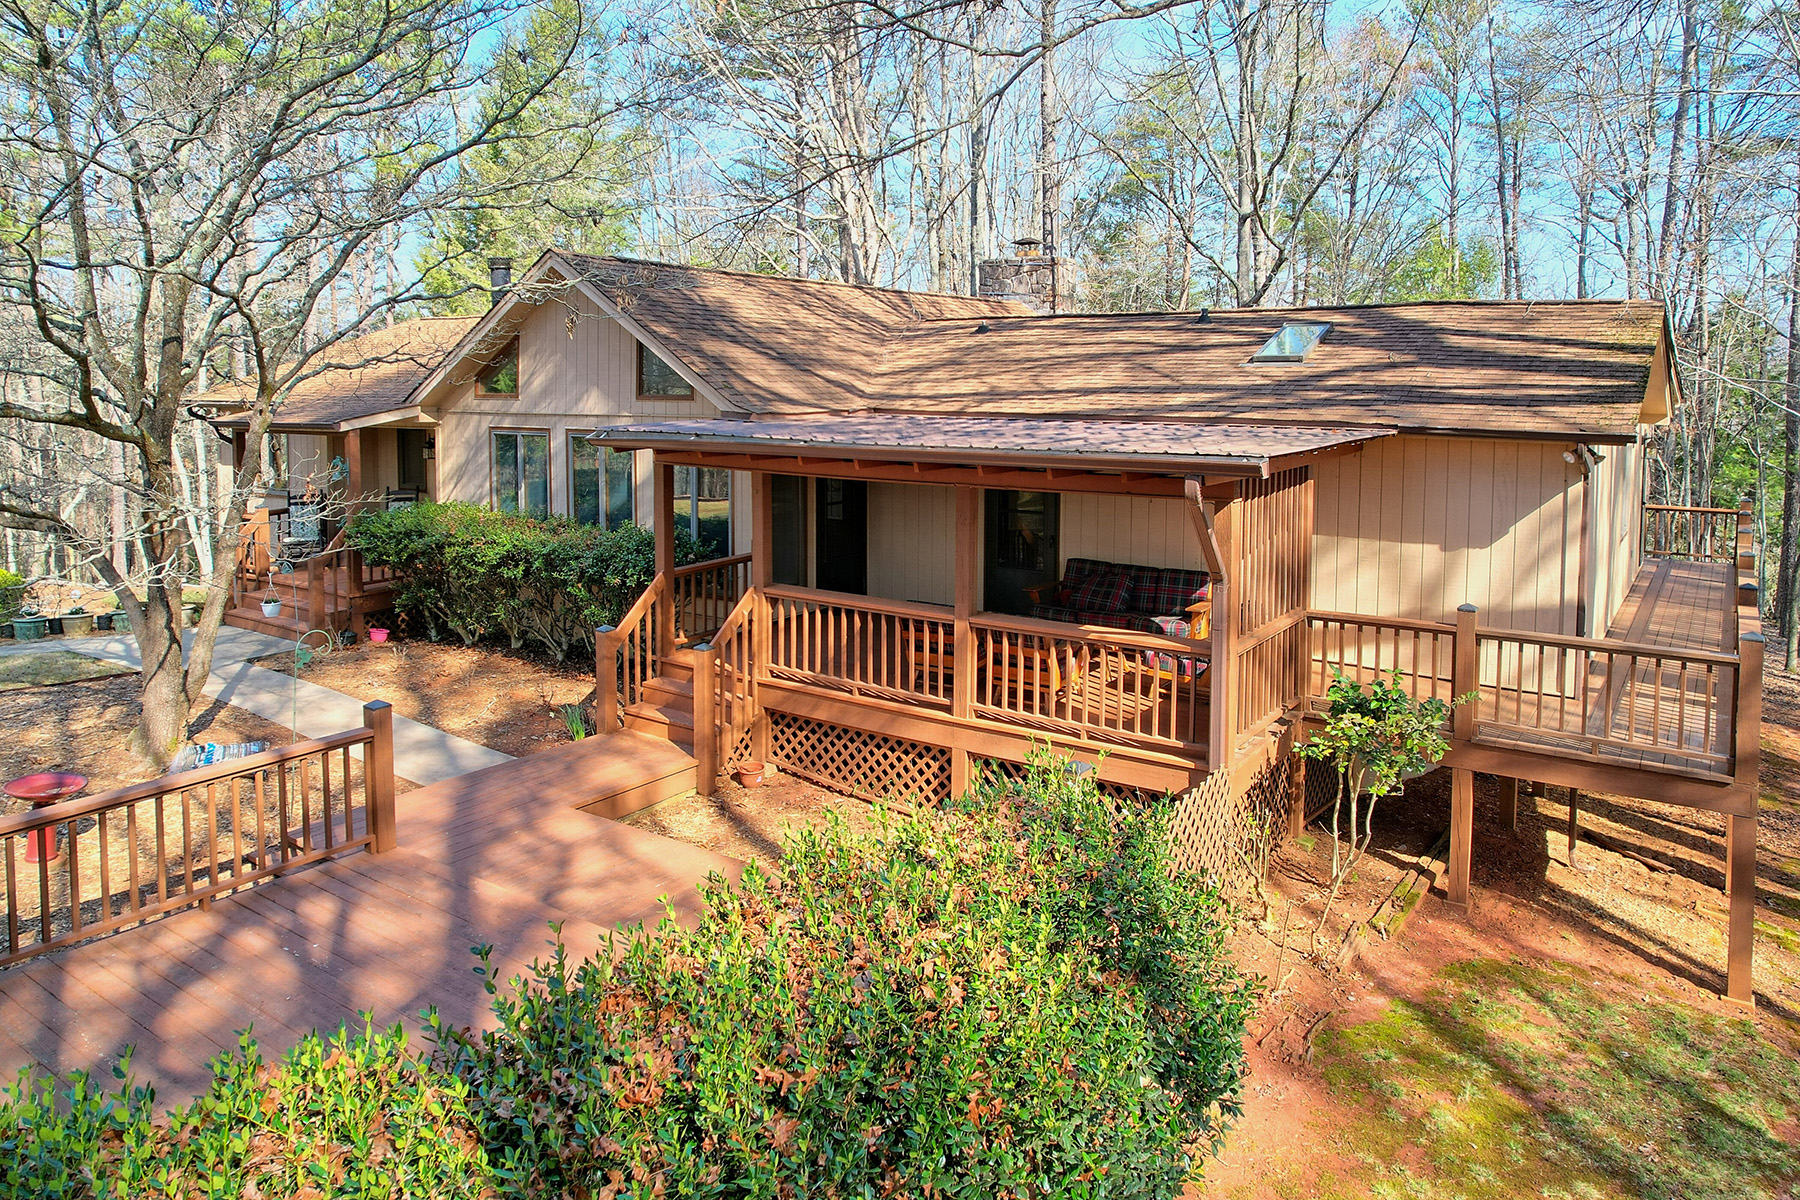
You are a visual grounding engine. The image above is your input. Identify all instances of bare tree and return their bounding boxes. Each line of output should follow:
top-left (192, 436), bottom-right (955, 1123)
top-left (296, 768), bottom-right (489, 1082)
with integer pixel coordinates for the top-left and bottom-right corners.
top-left (0, 0), bottom-right (622, 766)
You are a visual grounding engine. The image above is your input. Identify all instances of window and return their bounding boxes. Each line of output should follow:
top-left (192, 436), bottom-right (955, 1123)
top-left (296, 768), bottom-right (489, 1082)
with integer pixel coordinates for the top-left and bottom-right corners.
top-left (638, 343), bottom-right (693, 398)
top-left (571, 436), bottom-right (636, 528)
top-left (492, 430), bottom-right (548, 516)
top-left (478, 340), bottom-right (519, 395)
top-left (674, 464), bottom-right (731, 558)
top-left (1250, 322), bottom-right (1330, 363)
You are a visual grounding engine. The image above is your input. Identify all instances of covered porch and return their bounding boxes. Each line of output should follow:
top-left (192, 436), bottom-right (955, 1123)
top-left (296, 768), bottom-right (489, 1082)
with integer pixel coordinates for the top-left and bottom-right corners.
top-left (593, 415), bottom-right (1376, 799)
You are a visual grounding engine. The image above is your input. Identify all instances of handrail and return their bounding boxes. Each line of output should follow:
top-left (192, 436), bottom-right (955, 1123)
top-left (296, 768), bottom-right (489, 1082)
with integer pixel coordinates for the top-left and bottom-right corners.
top-left (1, 703), bottom-right (396, 968)
top-left (672, 552), bottom-right (752, 578)
top-left (763, 584), bottom-right (953, 622)
top-left (970, 610), bottom-right (1208, 655)
top-left (595, 574), bottom-right (667, 731)
top-left (1307, 608), bottom-right (1455, 636)
top-left (1476, 624), bottom-right (1739, 667)
top-left (0, 728), bottom-right (373, 837)
top-left (1644, 503), bottom-right (1740, 515)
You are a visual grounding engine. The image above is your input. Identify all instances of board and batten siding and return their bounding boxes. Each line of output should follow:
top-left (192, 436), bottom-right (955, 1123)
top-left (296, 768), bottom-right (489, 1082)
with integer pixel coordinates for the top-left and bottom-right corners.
top-left (867, 483), bottom-right (957, 605)
top-left (1060, 494), bottom-right (1208, 574)
top-left (432, 288), bottom-right (748, 552)
top-left (1312, 435), bottom-right (1586, 634)
top-left (1588, 437), bottom-right (1645, 634)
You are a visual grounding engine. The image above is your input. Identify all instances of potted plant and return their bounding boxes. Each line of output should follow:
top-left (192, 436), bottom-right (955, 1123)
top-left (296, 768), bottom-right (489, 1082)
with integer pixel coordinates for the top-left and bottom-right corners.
top-left (261, 590), bottom-right (282, 618)
top-left (12, 609), bottom-right (47, 641)
top-left (60, 609), bottom-right (94, 637)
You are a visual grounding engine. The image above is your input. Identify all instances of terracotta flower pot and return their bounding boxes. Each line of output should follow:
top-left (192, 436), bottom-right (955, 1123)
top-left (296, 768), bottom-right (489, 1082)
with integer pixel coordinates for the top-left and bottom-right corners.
top-left (736, 761), bottom-right (766, 788)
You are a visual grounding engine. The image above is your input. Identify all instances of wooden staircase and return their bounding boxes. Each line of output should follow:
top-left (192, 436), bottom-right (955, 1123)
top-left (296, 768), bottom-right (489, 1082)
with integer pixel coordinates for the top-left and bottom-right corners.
top-left (622, 646), bottom-right (698, 750)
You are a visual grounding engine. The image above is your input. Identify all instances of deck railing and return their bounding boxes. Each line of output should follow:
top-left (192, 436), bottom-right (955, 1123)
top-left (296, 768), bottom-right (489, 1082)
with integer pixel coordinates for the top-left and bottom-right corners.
top-left (1644, 504), bottom-right (1740, 563)
top-left (969, 613), bottom-right (1208, 749)
top-left (1305, 606), bottom-right (1749, 778)
top-left (595, 575), bottom-right (667, 732)
top-left (694, 590), bottom-right (760, 788)
top-left (764, 586), bottom-right (957, 708)
top-left (671, 553), bottom-right (752, 642)
top-left (0, 703), bottom-right (396, 967)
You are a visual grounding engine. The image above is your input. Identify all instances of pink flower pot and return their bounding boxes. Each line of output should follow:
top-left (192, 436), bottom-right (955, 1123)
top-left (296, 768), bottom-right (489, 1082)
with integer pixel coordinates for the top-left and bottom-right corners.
top-left (368, 628), bottom-right (389, 644)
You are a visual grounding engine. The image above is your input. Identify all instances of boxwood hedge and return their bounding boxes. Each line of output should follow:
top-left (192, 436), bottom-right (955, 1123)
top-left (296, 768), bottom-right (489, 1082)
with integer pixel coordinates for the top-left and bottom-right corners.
top-left (346, 502), bottom-right (700, 661)
top-left (1, 754), bottom-right (1253, 1198)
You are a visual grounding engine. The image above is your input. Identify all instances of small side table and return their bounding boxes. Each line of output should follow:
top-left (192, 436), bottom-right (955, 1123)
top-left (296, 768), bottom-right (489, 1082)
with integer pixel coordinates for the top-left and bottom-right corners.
top-left (3, 772), bottom-right (87, 864)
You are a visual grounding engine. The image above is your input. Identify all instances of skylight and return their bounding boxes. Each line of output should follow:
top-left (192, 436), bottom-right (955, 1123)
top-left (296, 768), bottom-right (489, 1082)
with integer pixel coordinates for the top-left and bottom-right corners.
top-left (1251, 322), bottom-right (1331, 363)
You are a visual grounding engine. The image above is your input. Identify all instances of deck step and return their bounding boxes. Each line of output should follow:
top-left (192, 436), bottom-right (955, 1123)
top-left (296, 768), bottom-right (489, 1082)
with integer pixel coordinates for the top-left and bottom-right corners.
top-left (574, 731), bottom-right (697, 819)
top-left (657, 648), bottom-right (696, 684)
top-left (623, 699), bottom-right (695, 747)
top-left (643, 677), bottom-right (695, 708)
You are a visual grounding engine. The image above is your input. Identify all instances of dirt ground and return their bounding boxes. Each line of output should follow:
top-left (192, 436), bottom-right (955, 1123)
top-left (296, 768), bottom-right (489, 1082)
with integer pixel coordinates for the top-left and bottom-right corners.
top-left (1196, 669), bottom-right (1800, 1200)
top-left (254, 638), bottom-right (597, 759)
top-left (619, 769), bottom-right (886, 862)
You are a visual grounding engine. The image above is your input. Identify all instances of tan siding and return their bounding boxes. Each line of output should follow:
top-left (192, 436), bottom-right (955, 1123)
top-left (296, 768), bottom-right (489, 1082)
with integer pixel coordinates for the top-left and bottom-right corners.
top-left (1589, 437), bottom-right (1645, 631)
top-left (431, 293), bottom-right (719, 534)
top-left (1059, 494), bottom-right (1207, 572)
top-left (1313, 435), bottom-right (1584, 633)
top-left (867, 482), bottom-right (956, 605)
top-left (285, 434), bottom-right (335, 493)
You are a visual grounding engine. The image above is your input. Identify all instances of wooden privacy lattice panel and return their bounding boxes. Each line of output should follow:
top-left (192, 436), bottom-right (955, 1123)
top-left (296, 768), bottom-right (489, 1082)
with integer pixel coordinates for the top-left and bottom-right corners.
top-left (768, 713), bottom-right (951, 805)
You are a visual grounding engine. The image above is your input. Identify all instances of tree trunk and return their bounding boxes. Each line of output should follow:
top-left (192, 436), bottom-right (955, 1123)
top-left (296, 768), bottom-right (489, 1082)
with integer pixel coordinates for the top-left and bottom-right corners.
top-left (1782, 230), bottom-right (1800, 669)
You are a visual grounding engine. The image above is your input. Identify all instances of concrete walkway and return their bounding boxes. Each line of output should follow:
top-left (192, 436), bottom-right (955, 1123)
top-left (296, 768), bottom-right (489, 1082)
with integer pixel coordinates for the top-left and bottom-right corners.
top-left (4, 627), bottom-right (513, 786)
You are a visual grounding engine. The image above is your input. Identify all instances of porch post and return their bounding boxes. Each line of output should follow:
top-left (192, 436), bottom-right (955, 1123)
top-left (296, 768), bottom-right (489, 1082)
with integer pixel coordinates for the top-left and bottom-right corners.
top-left (1446, 766), bottom-right (1474, 907)
top-left (751, 471), bottom-right (773, 588)
top-left (950, 485), bottom-right (978, 798)
top-left (1207, 499), bottom-right (1237, 770)
top-left (1725, 811), bottom-right (1756, 1007)
top-left (750, 471), bottom-right (773, 763)
top-left (655, 458), bottom-right (676, 657)
top-left (1499, 776), bottom-right (1519, 832)
top-left (344, 429), bottom-right (365, 511)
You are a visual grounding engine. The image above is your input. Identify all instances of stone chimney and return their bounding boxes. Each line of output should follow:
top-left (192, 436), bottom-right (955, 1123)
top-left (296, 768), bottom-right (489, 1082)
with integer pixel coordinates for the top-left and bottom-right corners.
top-left (487, 257), bottom-right (514, 308)
top-left (977, 238), bottom-right (1065, 314)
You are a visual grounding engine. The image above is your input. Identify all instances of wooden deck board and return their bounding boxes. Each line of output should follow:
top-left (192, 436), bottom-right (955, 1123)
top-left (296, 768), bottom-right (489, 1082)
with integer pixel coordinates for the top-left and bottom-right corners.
top-left (0, 732), bottom-right (732, 1101)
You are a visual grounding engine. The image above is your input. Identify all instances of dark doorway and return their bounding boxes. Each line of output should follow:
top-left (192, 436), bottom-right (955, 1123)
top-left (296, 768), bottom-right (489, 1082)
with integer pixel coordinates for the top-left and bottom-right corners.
top-left (984, 490), bottom-right (1059, 614)
top-left (396, 430), bottom-right (429, 492)
top-left (815, 478), bottom-right (867, 594)
top-left (770, 475), bottom-right (807, 586)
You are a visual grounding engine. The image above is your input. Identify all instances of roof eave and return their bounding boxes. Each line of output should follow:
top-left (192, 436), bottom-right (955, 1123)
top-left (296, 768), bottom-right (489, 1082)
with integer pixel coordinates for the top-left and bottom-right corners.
top-left (589, 428), bottom-right (1388, 479)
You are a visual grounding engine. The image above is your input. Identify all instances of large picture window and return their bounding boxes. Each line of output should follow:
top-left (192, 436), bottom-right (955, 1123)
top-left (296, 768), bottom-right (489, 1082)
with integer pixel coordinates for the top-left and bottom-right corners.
top-left (674, 465), bottom-right (731, 558)
top-left (571, 437), bottom-right (636, 528)
top-left (492, 430), bottom-right (548, 517)
top-left (638, 343), bottom-right (693, 399)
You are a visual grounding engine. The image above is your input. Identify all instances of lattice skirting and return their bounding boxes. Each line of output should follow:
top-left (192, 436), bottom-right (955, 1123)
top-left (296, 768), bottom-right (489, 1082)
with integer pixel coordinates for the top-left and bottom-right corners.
top-left (767, 713), bottom-right (951, 805)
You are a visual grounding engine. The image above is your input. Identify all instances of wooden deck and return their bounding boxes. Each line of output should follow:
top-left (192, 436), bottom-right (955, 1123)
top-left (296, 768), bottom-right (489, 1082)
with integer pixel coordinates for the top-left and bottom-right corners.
top-left (0, 731), bottom-right (724, 1100)
top-left (1470, 557), bottom-right (1741, 779)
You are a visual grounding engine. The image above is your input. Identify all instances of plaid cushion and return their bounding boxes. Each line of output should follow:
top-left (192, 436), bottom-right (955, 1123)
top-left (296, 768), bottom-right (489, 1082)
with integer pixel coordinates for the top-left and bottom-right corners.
top-left (1029, 604), bottom-right (1080, 624)
top-left (1068, 570), bottom-right (1134, 614)
top-left (1133, 567), bottom-right (1209, 615)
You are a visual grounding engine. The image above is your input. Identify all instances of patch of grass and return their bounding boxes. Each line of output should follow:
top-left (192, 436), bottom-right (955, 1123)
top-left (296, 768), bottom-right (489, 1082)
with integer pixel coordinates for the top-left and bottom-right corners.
top-left (1317, 959), bottom-right (1800, 1200)
top-left (0, 651), bottom-right (133, 691)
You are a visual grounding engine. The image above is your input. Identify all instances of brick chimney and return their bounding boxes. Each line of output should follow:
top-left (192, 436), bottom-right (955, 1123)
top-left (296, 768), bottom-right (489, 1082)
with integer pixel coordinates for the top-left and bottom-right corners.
top-left (977, 238), bottom-right (1065, 314)
top-left (487, 257), bottom-right (513, 308)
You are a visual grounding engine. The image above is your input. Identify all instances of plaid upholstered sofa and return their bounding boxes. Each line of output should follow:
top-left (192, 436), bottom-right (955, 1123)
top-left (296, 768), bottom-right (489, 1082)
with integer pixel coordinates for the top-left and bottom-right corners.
top-left (1024, 557), bottom-right (1212, 640)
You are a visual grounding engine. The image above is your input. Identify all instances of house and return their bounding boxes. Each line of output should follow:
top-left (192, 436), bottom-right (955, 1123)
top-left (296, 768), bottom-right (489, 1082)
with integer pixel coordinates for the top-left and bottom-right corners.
top-left (204, 249), bottom-right (1763, 1006)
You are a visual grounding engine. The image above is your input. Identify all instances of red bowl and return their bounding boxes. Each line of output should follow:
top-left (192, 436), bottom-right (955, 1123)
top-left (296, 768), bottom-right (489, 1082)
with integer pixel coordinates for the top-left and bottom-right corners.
top-left (3, 772), bottom-right (88, 802)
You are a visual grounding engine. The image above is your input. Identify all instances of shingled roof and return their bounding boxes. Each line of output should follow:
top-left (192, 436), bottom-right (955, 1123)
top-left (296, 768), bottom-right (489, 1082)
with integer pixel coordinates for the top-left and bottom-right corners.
top-left (551, 255), bottom-right (1670, 439)
top-left (200, 316), bottom-right (478, 432)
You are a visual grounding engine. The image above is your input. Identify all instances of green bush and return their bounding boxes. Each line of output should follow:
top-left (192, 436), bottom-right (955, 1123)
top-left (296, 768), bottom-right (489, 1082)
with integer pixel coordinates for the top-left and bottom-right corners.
top-left (0, 755), bottom-right (1254, 1197)
top-left (0, 1025), bottom-right (491, 1199)
top-left (0, 570), bottom-right (22, 618)
top-left (437, 751), bottom-right (1253, 1197)
top-left (347, 502), bottom-right (699, 661)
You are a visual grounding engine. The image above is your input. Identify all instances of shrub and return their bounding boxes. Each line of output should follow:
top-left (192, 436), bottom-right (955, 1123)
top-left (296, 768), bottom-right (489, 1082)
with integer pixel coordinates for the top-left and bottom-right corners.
top-left (0, 1025), bottom-right (491, 1199)
top-left (437, 750), bottom-right (1254, 1197)
top-left (0, 755), bottom-right (1254, 1197)
top-left (0, 570), bottom-right (22, 618)
top-left (348, 502), bottom-right (699, 661)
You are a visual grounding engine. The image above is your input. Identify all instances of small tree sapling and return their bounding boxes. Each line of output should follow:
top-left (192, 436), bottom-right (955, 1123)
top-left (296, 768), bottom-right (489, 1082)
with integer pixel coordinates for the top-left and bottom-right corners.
top-left (1297, 672), bottom-right (1468, 954)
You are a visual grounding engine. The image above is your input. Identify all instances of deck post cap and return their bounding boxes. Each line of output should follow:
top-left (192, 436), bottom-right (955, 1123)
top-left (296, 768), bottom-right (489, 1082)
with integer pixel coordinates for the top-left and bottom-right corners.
top-left (1456, 603), bottom-right (1479, 613)
top-left (596, 624), bottom-right (617, 634)
top-left (1741, 630), bottom-right (1765, 643)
